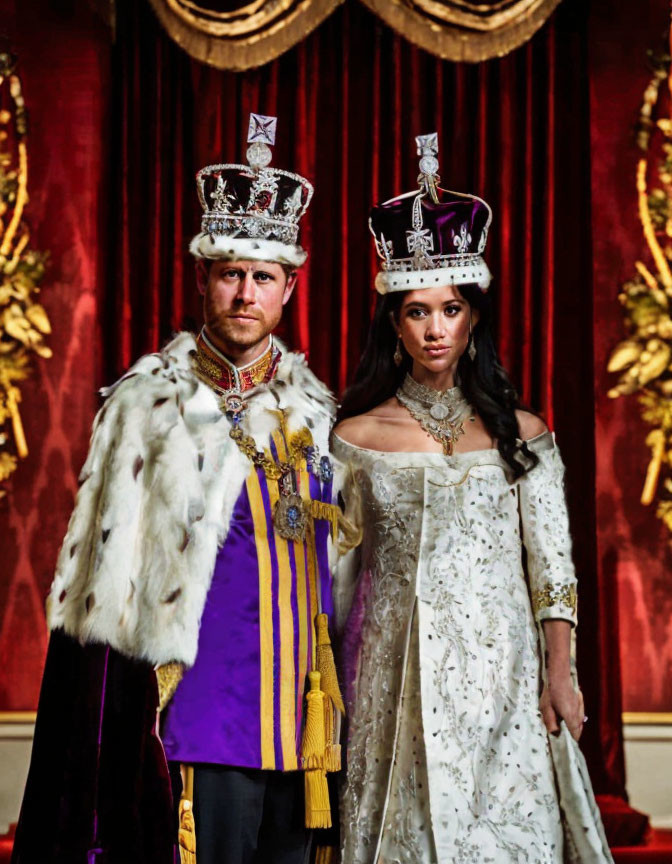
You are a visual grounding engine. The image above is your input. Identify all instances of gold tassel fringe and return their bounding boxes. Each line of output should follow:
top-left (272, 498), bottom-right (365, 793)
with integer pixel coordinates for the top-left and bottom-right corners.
top-left (315, 613), bottom-right (345, 715)
top-left (302, 670), bottom-right (326, 769)
top-left (307, 499), bottom-right (341, 542)
top-left (301, 670), bottom-right (332, 828)
top-left (315, 847), bottom-right (336, 864)
top-left (324, 742), bottom-right (341, 772)
top-left (304, 765), bottom-right (332, 829)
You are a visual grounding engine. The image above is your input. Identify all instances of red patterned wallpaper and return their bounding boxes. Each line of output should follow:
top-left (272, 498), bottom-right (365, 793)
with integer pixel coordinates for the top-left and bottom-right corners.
top-left (0, 2), bottom-right (110, 709)
top-left (590, 0), bottom-right (672, 713)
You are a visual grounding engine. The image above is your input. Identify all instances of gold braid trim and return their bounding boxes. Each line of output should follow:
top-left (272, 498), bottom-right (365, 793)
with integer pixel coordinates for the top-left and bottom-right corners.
top-left (307, 499), bottom-right (340, 541)
top-left (230, 412), bottom-right (314, 480)
top-left (156, 662), bottom-right (185, 712)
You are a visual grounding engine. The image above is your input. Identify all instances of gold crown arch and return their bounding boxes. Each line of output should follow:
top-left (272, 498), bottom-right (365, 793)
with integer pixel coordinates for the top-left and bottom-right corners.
top-left (0, 54), bottom-right (51, 495)
top-left (606, 34), bottom-right (672, 537)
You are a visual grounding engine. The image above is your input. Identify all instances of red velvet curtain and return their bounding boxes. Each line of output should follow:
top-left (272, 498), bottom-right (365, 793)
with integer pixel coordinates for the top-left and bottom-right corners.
top-left (106, 0), bottom-right (622, 795)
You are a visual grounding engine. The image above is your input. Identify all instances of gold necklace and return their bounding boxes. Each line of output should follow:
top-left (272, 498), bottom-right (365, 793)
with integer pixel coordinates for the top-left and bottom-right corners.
top-left (194, 334), bottom-right (336, 541)
top-left (396, 374), bottom-right (471, 455)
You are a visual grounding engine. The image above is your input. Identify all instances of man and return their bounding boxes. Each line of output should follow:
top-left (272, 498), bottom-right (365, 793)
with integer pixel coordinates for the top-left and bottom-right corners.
top-left (12, 114), bottom-right (347, 864)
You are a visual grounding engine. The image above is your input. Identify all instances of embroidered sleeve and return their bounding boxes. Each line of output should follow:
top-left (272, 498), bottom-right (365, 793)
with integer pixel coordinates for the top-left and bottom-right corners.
top-left (518, 439), bottom-right (578, 626)
top-left (330, 457), bottom-right (363, 633)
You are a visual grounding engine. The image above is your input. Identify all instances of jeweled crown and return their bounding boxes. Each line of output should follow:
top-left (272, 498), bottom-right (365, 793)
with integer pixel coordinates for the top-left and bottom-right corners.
top-left (190, 114), bottom-right (313, 267)
top-left (369, 133), bottom-right (493, 294)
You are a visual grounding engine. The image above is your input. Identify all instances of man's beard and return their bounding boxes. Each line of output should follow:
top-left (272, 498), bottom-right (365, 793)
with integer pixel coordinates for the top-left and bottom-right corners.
top-left (204, 297), bottom-right (279, 353)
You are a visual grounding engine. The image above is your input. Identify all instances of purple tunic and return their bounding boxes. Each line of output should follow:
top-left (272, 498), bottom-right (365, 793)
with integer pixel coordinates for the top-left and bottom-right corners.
top-left (162, 458), bottom-right (334, 773)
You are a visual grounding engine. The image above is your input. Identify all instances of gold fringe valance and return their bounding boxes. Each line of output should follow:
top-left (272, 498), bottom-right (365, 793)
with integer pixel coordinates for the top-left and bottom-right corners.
top-left (359, 0), bottom-right (563, 63)
top-left (146, 0), bottom-right (345, 72)
top-left (146, 0), bottom-right (563, 70)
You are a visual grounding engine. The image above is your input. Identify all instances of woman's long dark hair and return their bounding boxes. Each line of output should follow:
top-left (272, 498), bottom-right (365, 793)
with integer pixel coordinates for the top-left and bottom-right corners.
top-left (338, 285), bottom-right (538, 479)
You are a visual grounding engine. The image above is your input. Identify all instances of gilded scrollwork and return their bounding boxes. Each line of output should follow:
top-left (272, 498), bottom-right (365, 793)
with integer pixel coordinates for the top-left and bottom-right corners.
top-left (606, 45), bottom-right (672, 538)
top-left (0, 55), bottom-right (51, 495)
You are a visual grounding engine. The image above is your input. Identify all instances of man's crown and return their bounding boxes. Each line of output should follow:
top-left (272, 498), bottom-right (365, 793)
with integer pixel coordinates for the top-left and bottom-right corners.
top-left (194, 113), bottom-right (313, 251)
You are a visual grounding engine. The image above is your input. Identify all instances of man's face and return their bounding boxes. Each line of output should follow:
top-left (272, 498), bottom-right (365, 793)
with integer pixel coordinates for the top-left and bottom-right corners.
top-left (198, 259), bottom-right (296, 353)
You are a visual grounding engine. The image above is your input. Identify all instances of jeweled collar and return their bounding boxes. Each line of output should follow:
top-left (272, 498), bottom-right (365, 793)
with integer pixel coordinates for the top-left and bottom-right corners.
top-left (195, 328), bottom-right (281, 393)
top-left (194, 328), bottom-right (282, 424)
top-left (396, 373), bottom-right (472, 456)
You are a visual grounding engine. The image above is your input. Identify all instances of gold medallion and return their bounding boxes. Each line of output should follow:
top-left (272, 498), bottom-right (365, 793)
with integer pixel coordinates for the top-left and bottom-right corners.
top-left (274, 493), bottom-right (308, 542)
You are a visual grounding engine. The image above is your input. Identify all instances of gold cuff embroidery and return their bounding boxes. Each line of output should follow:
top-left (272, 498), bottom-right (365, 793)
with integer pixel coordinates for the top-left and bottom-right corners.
top-left (532, 583), bottom-right (577, 615)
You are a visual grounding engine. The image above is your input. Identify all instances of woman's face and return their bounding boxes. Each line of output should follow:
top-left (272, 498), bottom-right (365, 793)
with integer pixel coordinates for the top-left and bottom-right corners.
top-left (395, 284), bottom-right (475, 375)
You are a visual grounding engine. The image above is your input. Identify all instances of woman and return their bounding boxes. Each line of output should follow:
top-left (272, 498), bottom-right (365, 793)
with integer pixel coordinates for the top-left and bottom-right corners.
top-left (331, 137), bottom-right (612, 864)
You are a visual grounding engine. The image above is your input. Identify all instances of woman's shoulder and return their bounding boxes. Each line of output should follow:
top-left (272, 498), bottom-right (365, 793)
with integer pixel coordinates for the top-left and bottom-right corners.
top-left (515, 409), bottom-right (549, 441)
top-left (333, 398), bottom-right (405, 449)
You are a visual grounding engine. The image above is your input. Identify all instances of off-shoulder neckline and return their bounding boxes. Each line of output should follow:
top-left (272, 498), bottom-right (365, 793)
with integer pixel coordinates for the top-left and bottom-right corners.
top-left (331, 430), bottom-right (554, 460)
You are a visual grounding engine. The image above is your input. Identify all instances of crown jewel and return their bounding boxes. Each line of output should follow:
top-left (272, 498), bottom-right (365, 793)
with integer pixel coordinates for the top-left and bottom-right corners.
top-left (369, 132), bottom-right (493, 294)
top-left (190, 113), bottom-right (313, 266)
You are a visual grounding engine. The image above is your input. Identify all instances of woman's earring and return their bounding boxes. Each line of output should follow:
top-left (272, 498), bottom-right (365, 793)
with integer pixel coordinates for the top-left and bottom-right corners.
top-left (393, 337), bottom-right (403, 367)
top-left (468, 337), bottom-right (477, 361)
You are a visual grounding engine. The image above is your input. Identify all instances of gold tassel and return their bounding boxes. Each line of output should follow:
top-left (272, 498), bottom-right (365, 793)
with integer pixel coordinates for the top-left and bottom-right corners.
top-left (301, 670), bottom-right (332, 829)
top-left (314, 613), bottom-right (343, 773)
top-left (178, 765), bottom-right (196, 864)
top-left (315, 613), bottom-right (344, 714)
top-left (314, 846), bottom-right (336, 864)
top-left (321, 667), bottom-right (341, 772)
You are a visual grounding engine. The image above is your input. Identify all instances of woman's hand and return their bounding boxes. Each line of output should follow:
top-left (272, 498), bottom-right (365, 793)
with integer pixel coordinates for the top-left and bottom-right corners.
top-left (540, 675), bottom-right (585, 741)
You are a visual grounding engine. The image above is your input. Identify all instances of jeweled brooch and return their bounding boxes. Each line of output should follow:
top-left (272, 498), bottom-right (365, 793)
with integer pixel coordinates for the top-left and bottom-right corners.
top-left (274, 493), bottom-right (308, 542)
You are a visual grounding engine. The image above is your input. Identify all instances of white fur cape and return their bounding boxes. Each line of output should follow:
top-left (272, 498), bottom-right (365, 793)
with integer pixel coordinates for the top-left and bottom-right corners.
top-left (47, 332), bottom-right (336, 668)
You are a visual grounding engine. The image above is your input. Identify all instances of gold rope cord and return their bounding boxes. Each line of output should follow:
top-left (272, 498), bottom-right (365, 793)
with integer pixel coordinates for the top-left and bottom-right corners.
top-left (146, 0), bottom-right (344, 72)
top-left (606, 29), bottom-right (672, 541)
top-left (0, 54), bottom-right (50, 496)
top-left (146, 0), bottom-right (561, 69)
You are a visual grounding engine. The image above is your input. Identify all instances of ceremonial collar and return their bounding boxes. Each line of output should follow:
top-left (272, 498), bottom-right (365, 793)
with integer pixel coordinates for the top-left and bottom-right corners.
top-left (194, 329), bottom-right (282, 424)
top-left (195, 328), bottom-right (281, 394)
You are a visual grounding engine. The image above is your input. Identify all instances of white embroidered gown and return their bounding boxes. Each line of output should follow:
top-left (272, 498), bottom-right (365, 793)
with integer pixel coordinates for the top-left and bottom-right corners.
top-left (332, 432), bottom-right (610, 864)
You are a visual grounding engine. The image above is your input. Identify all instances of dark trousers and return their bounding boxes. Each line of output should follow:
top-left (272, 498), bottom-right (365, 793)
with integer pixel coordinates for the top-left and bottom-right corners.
top-left (190, 765), bottom-right (310, 864)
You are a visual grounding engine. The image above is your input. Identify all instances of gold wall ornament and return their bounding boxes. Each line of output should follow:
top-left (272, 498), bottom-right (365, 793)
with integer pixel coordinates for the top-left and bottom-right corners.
top-left (606, 38), bottom-right (672, 537)
top-left (146, 0), bottom-right (562, 70)
top-left (0, 54), bottom-right (51, 497)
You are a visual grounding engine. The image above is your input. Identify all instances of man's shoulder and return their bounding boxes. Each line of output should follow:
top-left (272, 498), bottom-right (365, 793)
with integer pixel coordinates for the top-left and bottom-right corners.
top-left (100, 332), bottom-right (198, 401)
top-left (91, 331), bottom-right (223, 440)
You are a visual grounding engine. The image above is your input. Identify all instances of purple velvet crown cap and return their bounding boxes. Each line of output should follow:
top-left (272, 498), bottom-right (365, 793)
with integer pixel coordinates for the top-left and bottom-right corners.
top-left (369, 188), bottom-right (493, 294)
top-left (369, 132), bottom-right (493, 294)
